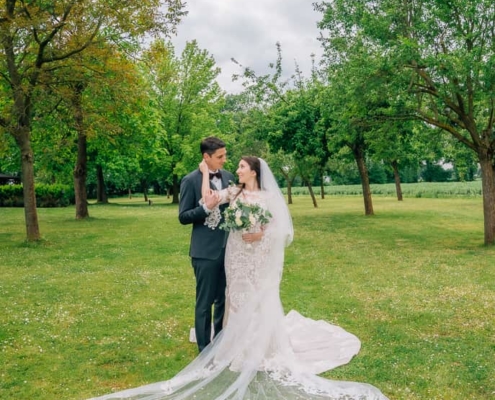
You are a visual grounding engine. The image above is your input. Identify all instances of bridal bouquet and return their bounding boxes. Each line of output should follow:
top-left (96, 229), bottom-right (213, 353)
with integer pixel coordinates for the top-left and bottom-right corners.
top-left (219, 199), bottom-right (272, 232)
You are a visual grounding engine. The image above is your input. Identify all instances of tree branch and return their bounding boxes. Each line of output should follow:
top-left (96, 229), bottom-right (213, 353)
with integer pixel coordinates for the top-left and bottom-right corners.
top-left (417, 111), bottom-right (476, 151)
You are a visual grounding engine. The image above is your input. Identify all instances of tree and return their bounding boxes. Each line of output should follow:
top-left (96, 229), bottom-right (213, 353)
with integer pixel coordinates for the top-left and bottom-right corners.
top-left (142, 39), bottom-right (224, 203)
top-left (71, 45), bottom-right (159, 212)
top-left (366, 110), bottom-right (421, 200)
top-left (268, 86), bottom-right (325, 208)
top-left (218, 92), bottom-right (270, 165)
top-left (0, 0), bottom-right (185, 241)
top-left (319, 39), bottom-right (387, 216)
top-left (265, 151), bottom-right (298, 204)
top-left (316, 0), bottom-right (495, 244)
top-left (235, 46), bottom-right (328, 208)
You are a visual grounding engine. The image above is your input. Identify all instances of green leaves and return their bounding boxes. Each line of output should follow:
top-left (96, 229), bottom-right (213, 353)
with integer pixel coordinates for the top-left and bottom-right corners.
top-left (219, 198), bottom-right (272, 232)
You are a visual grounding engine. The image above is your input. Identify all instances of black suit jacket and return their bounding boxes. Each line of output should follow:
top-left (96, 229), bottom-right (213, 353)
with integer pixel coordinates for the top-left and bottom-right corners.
top-left (178, 169), bottom-right (235, 260)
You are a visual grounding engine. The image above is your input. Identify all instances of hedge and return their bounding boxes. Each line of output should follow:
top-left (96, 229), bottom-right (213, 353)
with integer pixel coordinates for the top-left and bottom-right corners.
top-left (0, 184), bottom-right (75, 207)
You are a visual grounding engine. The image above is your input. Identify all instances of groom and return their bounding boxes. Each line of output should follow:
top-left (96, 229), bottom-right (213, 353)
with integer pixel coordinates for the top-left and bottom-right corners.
top-left (178, 136), bottom-right (235, 352)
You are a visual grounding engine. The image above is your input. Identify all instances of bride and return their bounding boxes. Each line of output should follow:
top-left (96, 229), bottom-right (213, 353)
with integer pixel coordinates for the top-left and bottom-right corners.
top-left (88, 157), bottom-right (388, 400)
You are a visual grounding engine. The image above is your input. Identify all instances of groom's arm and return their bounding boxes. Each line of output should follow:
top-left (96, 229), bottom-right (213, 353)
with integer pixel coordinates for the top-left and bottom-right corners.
top-left (178, 174), bottom-right (208, 225)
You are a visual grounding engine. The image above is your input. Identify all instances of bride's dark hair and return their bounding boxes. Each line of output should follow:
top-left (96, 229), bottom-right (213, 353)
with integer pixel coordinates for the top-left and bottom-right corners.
top-left (234, 156), bottom-right (261, 199)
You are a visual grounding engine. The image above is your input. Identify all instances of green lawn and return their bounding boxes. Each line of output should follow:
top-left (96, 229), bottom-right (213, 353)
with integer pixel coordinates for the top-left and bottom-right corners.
top-left (1, 194), bottom-right (494, 400)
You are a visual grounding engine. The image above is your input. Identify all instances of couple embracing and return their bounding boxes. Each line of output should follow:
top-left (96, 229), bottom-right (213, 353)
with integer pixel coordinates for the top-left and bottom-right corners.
top-left (88, 136), bottom-right (388, 399)
top-left (179, 136), bottom-right (292, 355)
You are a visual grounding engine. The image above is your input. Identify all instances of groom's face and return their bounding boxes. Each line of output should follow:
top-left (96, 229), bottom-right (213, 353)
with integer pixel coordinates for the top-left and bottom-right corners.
top-left (204, 147), bottom-right (227, 171)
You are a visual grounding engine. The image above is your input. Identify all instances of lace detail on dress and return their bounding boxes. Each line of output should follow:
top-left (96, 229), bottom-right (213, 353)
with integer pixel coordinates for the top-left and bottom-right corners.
top-left (225, 190), bottom-right (271, 313)
top-left (200, 199), bottom-right (222, 229)
top-left (200, 185), bottom-right (240, 230)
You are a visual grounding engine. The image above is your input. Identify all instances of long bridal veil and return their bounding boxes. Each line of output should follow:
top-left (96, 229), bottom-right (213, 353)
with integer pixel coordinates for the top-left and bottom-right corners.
top-left (258, 158), bottom-right (293, 248)
top-left (87, 159), bottom-right (388, 400)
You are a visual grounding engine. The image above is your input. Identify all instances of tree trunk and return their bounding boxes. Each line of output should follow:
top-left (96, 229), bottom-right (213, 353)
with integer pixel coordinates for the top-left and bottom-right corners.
top-left (14, 129), bottom-right (40, 241)
top-left (3, 25), bottom-right (40, 240)
top-left (96, 164), bottom-right (108, 204)
top-left (152, 182), bottom-right (161, 195)
top-left (72, 84), bottom-right (89, 220)
top-left (391, 160), bottom-right (403, 201)
top-left (279, 168), bottom-right (293, 204)
top-left (320, 171), bottom-right (325, 199)
top-left (172, 174), bottom-right (180, 204)
top-left (287, 178), bottom-right (293, 205)
top-left (128, 188), bottom-right (132, 199)
top-left (142, 181), bottom-right (148, 202)
top-left (304, 178), bottom-right (318, 208)
top-left (353, 146), bottom-right (374, 215)
top-left (478, 153), bottom-right (495, 245)
top-left (74, 131), bottom-right (89, 219)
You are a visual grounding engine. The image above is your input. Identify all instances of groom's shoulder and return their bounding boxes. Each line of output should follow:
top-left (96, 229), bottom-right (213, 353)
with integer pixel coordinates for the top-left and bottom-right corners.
top-left (222, 169), bottom-right (235, 178)
top-left (180, 170), bottom-right (200, 191)
top-left (182, 169), bottom-right (201, 182)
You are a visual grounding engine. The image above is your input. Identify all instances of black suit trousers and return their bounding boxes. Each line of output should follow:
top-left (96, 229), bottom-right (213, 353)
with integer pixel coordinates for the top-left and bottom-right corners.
top-left (191, 249), bottom-right (226, 352)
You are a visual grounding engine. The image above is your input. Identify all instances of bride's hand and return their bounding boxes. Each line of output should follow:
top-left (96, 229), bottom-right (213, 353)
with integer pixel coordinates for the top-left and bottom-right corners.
top-left (204, 189), bottom-right (220, 209)
top-left (199, 160), bottom-right (209, 175)
top-left (242, 232), bottom-right (263, 243)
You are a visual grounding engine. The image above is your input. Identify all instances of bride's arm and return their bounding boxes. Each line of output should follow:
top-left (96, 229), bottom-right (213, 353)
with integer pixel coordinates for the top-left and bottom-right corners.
top-left (199, 160), bottom-right (230, 208)
top-left (199, 160), bottom-right (221, 210)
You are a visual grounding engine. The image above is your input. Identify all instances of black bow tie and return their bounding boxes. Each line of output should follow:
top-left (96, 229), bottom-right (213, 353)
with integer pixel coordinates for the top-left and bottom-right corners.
top-left (209, 171), bottom-right (222, 180)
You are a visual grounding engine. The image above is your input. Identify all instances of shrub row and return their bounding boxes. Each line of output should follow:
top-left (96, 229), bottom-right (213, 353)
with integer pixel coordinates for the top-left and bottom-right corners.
top-left (281, 181), bottom-right (483, 198)
top-left (0, 184), bottom-right (75, 207)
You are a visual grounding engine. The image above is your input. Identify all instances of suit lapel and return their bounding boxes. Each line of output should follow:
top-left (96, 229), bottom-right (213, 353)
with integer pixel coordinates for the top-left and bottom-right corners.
top-left (220, 171), bottom-right (230, 189)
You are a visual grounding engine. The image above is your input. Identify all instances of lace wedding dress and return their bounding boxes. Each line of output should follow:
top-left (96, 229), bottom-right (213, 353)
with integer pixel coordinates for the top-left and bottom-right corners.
top-left (87, 160), bottom-right (388, 400)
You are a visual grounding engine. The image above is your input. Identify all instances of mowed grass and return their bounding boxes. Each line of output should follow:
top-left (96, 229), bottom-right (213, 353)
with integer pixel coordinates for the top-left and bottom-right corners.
top-left (1, 195), bottom-right (494, 400)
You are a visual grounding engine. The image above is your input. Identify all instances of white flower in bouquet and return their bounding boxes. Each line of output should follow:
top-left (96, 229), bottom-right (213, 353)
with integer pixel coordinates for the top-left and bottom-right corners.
top-left (220, 199), bottom-right (272, 233)
top-left (248, 213), bottom-right (257, 226)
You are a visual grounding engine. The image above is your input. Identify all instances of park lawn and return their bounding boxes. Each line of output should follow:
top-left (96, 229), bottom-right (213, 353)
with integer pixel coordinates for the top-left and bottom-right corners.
top-left (0, 195), bottom-right (494, 400)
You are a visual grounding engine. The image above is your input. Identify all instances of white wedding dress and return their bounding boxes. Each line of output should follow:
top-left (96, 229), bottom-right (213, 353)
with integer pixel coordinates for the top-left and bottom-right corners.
top-left (87, 160), bottom-right (388, 400)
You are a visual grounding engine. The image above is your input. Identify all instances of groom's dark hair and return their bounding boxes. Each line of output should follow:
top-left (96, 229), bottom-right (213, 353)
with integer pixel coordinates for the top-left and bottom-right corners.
top-left (201, 137), bottom-right (226, 156)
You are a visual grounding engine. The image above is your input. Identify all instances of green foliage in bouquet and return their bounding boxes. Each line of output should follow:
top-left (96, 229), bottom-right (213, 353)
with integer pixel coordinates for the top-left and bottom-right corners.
top-left (219, 199), bottom-right (272, 231)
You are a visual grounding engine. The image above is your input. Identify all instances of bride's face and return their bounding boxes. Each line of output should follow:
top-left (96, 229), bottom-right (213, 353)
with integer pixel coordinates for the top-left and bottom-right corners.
top-left (236, 160), bottom-right (256, 185)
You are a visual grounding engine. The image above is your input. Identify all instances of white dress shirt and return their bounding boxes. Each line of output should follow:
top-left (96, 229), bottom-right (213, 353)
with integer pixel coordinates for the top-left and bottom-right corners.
top-left (203, 170), bottom-right (221, 213)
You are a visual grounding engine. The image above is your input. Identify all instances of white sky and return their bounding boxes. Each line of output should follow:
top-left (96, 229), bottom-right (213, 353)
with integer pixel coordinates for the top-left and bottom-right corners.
top-left (171, 0), bottom-right (324, 93)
